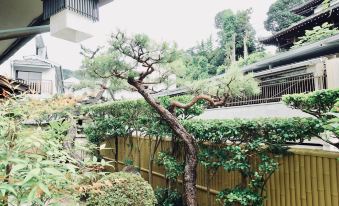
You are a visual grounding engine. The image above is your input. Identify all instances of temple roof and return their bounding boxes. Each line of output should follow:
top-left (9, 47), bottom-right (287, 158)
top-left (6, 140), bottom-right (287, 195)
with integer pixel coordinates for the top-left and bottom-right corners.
top-left (260, 4), bottom-right (339, 47)
top-left (290, 0), bottom-right (323, 16)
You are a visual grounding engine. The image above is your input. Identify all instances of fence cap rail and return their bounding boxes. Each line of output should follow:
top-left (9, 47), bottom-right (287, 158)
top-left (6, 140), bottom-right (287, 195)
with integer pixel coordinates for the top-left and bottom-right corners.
top-left (289, 148), bottom-right (339, 158)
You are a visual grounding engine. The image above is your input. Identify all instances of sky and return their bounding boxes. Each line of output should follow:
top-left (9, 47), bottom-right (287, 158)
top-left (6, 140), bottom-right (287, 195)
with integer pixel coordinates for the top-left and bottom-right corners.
top-left (0, 0), bottom-right (276, 75)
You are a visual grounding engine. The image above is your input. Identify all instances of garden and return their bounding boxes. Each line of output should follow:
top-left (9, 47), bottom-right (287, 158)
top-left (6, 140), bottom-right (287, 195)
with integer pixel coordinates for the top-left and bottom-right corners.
top-left (0, 31), bottom-right (338, 205)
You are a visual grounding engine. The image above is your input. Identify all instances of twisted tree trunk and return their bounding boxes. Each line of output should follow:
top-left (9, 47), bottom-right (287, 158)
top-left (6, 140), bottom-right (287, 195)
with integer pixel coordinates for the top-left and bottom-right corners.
top-left (128, 78), bottom-right (198, 206)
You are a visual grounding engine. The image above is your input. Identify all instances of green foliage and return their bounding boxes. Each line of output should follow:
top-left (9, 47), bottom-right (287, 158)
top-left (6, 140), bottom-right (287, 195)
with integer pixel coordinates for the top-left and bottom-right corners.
top-left (283, 88), bottom-right (339, 148)
top-left (217, 187), bottom-right (263, 206)
top-left (265, 0), bottom-right (305, 32)
top-left (282, 88), bottom-right (339, 118)
top-left (0, 97), bottom-right (112, 205)
top-left (154, 187), bottom-right (182, 206)
top-left (183, 118), bottom-right (322, 144)
top-left (156, 152), bottom-right (184, 180)
top-left (185, 117), bottom-right (322, 205)
top-left (84, 96), bottom-right (324, 206)
top-left (215, 9), bottom-right (256, 61)
top-left (292, 22), bottom-right (339, 48)
top-left (323, 0), bottom-right (331, 10)
top-left (85, 172), bottom-right (157, 206)
top-left (83, 95), bottom-right (205, 145)
top-left (0, 100), bottom-right (75, 205)
top-left (237, 52), bottom-right (269, 67)
top-left (185, 64), bottom-right (260, 99)
top-left (184, 37), bottom-right (224, 80)
top-left (325, 100), bottom-right (339, 137)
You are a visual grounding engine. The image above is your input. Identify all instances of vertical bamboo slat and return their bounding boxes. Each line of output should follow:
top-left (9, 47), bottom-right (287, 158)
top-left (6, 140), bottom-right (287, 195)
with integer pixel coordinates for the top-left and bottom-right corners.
top-left (317, 157), bottom-right (325, 206)
top-left (300, 155), bottom-right (307, 206)
top-left (275, 166), bottom-right (281, 206)
top-left (323, 158), bottom-right (331, 206)
top-left (289, 155), bottom-right (296, 206)
top-left (311, 156), bottom-right (319, 206)
top-left (295, 155), bottom-right (301, 206)
top-left (305, 155), bottom-right (313, 206)
top-left (102, 138), bottom-right (339, 206)
top-left (279, 158), bottom-right (286, 206)
top-left (284, 156), bottom-right (291, 206)
top-left (330, 159), bottom-right (338, 206)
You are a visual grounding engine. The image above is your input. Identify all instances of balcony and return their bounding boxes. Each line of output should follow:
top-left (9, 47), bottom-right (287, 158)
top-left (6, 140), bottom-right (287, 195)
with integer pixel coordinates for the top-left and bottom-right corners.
top-left (16, 79), bottom-right (53, 95)
top-left (224, 73), bottom-right (326, 107)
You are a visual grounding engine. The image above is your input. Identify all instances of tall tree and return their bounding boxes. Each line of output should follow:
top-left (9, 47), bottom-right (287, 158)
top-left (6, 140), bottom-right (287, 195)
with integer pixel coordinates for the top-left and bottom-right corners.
top-left (83, 31), bottom-right (259, 205)
top-left (215, 9), bottom-right (256, 63)
top-left (264, 0), bottom-right (305, 32)
top-left (185, 37), bottom-right (224, 80)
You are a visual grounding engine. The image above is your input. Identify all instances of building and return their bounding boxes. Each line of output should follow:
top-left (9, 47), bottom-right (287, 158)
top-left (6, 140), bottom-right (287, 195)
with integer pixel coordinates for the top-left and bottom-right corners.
top-left (260, 0), bottom-right (339, 50)
top-left (0, 0), bottom-right (113, 97)
top-left (8, 36), bottom-right (64, 97)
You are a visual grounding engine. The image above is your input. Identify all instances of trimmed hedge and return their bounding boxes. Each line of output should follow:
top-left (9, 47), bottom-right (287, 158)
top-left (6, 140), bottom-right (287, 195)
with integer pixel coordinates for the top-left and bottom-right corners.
top-left (86, 172), bottom-right (157, 206)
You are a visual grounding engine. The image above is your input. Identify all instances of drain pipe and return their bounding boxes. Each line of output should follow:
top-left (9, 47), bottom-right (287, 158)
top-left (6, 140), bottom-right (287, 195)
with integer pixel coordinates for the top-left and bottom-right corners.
top-left (0, 25), bottom-right (50, 41)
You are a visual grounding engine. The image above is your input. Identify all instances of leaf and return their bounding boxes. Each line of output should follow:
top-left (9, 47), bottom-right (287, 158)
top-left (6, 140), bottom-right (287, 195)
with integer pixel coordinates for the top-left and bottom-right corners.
top-left (92, 156), bottom-right (98, 163)
top-left (27, 186), bottom-right (38, 202)
top-left (10, 164), bottom-right (27, 174)
top-left (43, 167), bottom-right (63, 176)
top-left (38, 182), bottom-right (51, 196)
top-left (0, 184), bottom-right (17, 196)
top-left (20, 168), bottom-right (41, 185)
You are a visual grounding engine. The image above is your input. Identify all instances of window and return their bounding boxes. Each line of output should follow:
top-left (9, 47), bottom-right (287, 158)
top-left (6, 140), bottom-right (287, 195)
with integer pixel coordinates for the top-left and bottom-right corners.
top-left (16, 71), bottom-right (42, 82)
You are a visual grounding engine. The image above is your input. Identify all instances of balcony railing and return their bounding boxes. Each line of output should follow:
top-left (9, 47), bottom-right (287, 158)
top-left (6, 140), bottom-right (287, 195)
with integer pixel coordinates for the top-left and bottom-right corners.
top-left (224, 73), bottom-right (326, 107)
top-left (16, 79), bottom-right (53, 95)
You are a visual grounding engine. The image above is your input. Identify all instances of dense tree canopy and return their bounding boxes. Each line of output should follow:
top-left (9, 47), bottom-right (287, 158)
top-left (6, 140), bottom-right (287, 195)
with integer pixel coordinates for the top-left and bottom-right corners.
top-left (215, 9), bottom-right (256, 61)
top-left (184, 9), bottom-right (258, 80)
top-left (264, 0), bottom-right (305, 32)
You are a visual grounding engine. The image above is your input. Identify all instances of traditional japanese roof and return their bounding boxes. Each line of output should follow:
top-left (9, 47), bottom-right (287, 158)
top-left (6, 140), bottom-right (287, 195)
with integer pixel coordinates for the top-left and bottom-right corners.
top-left (260, 4), bottom-right (339, 47)
top-left (12, 56), bottom-right (60, 69)
top-left (290, 0), bottom-right (323, 16)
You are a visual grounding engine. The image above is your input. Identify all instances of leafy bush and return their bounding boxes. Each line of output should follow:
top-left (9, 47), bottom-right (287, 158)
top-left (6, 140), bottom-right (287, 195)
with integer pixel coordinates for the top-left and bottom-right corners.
top-left (292, 23), bottom-right (339, 48)
top-left (283, 88), bottom-right (339, 149)
top-left (217, 187), bottom-right (263, 206)
top-left (155, 187), bottom-right (182, 206)
top-left (156, 152), bottom-right (184, 181)
top-left (282, 88), bottom-right (339, 118)
top-left (85, 172), bottom-right (157, 206)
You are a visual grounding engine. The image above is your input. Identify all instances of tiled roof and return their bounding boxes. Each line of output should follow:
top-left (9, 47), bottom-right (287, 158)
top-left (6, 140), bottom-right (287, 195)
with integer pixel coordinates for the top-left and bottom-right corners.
top-left (290, 0), bottom-right (323, 14)
top-left (13, 58), bottom-right (51, 67)
top-left (260, 4), bottom-right (339, 44)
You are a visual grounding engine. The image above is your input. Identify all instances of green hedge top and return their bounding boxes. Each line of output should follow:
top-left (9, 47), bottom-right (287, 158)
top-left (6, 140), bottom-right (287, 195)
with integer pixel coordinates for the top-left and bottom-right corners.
top-left (82, 95), bottom-right (205, 120)
top-left (183, 118), bottom-right (323, 144)
top-left (283, 88), bottom-right (339, 118)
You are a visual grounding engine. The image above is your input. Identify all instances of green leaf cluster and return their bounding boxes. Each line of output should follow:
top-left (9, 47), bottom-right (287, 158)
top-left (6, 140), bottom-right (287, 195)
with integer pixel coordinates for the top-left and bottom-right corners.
top-left (85, 172), bottom-right (157, 206)
top-left (265, 0), bottom-right (305, 32)
top-left (292, 23), bottom-right (339, 48)
top-left (283, 88), bottom-right (339, 148)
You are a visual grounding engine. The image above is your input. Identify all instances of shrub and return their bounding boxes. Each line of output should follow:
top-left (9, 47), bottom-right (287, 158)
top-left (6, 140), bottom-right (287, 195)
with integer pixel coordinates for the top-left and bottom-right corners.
top-left (85, 172), bottom-right (157, 206)
top-left (154, 187), bottom-right (182, 206)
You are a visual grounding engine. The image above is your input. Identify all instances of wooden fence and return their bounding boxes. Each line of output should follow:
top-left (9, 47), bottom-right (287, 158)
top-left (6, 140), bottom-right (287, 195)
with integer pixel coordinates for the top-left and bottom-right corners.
top-left (100, 137), bottom-right (339, 206)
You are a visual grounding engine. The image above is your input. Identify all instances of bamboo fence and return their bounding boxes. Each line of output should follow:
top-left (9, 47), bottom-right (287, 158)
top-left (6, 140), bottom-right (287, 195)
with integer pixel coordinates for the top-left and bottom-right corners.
top-left (100, 137), bottom-right (339, 206)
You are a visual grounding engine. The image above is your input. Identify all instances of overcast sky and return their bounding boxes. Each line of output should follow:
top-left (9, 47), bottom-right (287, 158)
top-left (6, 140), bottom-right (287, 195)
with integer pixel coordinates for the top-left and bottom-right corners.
top-left (0, 0), bottom-right (275, 75)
